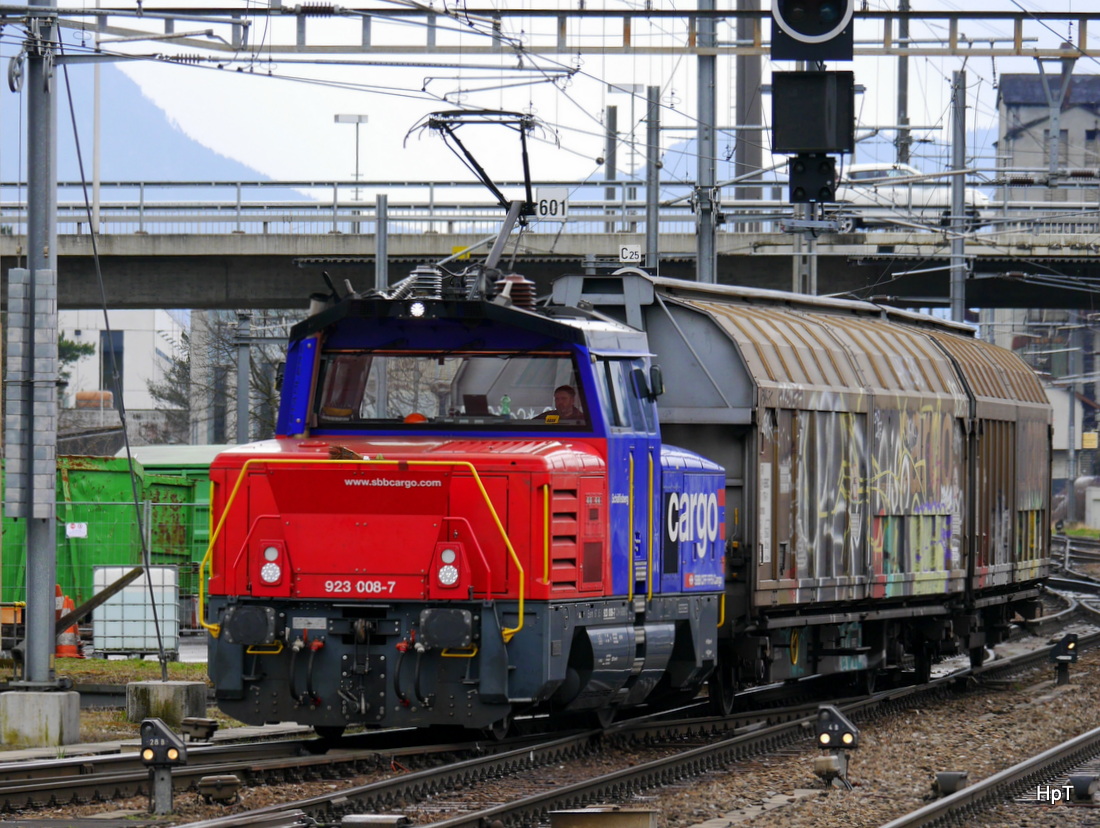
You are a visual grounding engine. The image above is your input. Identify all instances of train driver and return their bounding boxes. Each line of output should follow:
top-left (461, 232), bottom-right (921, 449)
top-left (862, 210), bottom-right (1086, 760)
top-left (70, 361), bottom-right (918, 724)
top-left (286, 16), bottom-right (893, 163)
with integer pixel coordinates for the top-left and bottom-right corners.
top-left (536, 384), bottom-right (585, 423)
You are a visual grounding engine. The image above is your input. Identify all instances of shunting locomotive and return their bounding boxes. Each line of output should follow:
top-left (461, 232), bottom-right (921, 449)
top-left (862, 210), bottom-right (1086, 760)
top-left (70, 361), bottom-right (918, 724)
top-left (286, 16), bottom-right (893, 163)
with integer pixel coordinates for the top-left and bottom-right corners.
top-left (203, 266), bottom-right (1051, 735)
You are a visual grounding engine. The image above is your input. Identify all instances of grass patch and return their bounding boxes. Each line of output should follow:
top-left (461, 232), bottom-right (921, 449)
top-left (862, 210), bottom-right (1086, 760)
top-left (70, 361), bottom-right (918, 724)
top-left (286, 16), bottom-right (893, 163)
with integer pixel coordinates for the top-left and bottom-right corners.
top-left (0, 657), bottom-right (211, 687)
top-left (55, 657), bottom-right (211, 686)
top-left (74, 706), bottom-right (242, 746)
top-left (1064, 525), bottom-right (1100, 540)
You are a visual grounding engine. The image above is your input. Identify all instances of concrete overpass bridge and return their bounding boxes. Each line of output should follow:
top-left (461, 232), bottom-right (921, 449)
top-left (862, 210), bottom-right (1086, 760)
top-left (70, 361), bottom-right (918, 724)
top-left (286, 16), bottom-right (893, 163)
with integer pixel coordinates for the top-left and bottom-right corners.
top-left (2, 180), bottom-right (1098, 310)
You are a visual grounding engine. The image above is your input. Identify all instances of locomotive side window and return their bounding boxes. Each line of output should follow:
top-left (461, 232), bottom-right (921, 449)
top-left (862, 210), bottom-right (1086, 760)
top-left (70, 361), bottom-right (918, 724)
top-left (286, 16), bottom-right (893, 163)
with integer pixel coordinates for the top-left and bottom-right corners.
top-left (313, 351), bottom-right (591, 430)
top-left (596, 358), bottom-right (657, 433)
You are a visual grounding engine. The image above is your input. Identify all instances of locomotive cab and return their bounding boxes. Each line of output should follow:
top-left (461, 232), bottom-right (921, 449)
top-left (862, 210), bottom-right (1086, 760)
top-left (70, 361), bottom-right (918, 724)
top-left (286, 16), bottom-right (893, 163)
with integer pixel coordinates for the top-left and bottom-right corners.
top-left (204, 274), bottom-right (725, 735)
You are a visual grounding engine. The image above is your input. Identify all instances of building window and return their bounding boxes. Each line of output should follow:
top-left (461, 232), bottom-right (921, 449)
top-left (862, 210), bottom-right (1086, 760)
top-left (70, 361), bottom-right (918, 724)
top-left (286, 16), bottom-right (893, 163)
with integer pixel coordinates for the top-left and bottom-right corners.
top-left (1086, 129), bottom-right (1100, 167)
top-left (1042, 128), bottom-right (1069, 166)
top-left (99, 330), bottom-right (123, 405)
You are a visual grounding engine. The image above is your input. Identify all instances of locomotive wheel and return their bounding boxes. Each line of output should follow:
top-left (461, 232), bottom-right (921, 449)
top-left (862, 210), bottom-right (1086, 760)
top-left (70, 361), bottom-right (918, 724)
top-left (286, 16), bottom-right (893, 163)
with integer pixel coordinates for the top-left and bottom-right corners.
top-left (707, 663), bottom-right (737, 716)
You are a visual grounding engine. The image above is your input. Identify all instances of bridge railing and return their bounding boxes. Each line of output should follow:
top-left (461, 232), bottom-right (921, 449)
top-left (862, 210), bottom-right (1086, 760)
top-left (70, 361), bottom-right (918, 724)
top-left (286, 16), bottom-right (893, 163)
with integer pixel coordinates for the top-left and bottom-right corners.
top-left (0, 180), bottom-right (1093, 237)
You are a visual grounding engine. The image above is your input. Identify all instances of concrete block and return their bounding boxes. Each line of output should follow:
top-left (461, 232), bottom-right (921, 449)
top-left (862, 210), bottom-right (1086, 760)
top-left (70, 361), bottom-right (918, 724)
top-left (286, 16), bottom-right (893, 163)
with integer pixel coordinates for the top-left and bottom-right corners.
top-left (0, 691), bottom-right (81, 747)
top-left (126, 681), bottom-right (207, 727)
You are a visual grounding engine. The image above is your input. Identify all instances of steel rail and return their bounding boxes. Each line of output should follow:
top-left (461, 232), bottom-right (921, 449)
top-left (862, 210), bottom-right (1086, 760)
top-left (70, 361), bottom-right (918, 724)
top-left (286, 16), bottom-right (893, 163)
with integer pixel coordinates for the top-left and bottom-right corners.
top-left (879, 726), bottom-right (1100, 828)
top-left (1, 635), bottom-right (1086, 821)
top-left (166, 660), bottom-right (1018, 826)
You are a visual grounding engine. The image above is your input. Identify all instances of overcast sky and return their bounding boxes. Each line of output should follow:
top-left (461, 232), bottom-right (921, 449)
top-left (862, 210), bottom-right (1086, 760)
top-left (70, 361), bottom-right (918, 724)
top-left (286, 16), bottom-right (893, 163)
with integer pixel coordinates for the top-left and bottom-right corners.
top-left (23, 1), bottom-right (1099, 195)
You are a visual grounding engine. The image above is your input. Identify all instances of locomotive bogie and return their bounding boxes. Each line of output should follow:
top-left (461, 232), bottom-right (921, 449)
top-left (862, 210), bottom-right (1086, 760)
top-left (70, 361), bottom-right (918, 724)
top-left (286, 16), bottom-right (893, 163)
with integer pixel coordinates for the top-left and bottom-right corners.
top-left (208, 591), bottom-right (719, 731)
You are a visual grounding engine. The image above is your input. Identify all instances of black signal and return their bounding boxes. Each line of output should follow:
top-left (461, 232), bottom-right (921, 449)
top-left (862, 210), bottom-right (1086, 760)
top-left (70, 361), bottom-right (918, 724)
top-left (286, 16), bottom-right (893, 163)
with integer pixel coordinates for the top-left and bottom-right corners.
top-left (788, 154), bottom-right (837, 204)
top-left (1051, 633), bottom-right (1078, 664)
top-left (140, 718), bottom-right (188, 767)
top-left (772, 0), bottom-right (855, 61)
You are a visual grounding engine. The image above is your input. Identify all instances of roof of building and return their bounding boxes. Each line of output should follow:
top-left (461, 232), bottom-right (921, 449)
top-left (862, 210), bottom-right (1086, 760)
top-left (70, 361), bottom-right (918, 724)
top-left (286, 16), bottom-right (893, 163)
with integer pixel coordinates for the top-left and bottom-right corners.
top-left (998, 73), bottom-right (1100, 108)
top-left (115, 444), bottom-right (229, 466)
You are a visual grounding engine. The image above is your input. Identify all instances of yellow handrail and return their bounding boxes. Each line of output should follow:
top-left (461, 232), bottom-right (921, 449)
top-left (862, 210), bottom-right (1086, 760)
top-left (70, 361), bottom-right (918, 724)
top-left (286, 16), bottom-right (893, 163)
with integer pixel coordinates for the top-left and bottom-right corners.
top-left (647, 450), bottom-right (655, 603)
top-left (198, 457), bottom-right (526, 643)
top-left (627, 452), bottom-right (635, 602)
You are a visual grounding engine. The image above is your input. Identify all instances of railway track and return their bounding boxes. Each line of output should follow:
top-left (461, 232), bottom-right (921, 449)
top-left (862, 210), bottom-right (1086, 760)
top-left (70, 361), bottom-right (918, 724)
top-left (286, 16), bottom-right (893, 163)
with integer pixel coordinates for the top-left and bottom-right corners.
top-left (111, 638), bottom-right (1100, 827)
top-left (880, 725), bottom-right (1100, 828)
top-left (2, 626), bottom-right (1091, 827)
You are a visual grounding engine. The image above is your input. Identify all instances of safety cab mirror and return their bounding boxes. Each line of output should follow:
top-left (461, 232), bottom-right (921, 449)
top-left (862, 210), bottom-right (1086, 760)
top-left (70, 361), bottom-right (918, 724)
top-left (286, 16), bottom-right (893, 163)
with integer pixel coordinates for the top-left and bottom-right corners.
top-left (649, 365), bottom-right (664, 398)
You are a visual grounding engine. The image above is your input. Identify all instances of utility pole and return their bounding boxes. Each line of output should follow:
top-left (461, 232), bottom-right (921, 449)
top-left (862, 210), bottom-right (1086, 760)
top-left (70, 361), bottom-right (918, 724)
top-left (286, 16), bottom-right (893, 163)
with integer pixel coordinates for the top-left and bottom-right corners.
top-left (949, 70), bottom-right (967, 323)
top-left (736, 0), bottom-right (763, 217)
top-left (1036, 49), bottom-right (1077, 179)
top-left (604, 105), bottom-right (618, 235)
top-left (236, 313), bottom-right (251, 444)
top-left (645, 85), bottom-right (660, 271)
top-left (896, 0), bottom-right (911, 164)
top-left (1067, 312), bottom-right (1080, 523)
top-left (375, 193), bottom-right (389, 290)
top-left (696, 0), bottom-right (718, 283)
top-left (18, 1), bottom-right (59, 686)
top-left (2, 0), bottom-right (79, 744)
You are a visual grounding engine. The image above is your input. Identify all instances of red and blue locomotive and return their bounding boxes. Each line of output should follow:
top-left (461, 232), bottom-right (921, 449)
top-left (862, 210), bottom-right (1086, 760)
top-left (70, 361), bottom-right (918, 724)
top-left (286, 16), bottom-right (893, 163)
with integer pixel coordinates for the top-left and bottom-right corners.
top-left (204, 270), bottom-right (726, 735)
top-left (203, 267), bottom-right (1051, 734)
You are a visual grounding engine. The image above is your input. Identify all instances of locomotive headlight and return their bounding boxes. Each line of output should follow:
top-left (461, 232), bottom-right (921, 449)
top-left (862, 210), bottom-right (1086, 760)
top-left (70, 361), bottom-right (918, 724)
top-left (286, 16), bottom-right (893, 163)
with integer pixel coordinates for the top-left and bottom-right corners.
top-left (263, 546), bottom-right (280, 562)
top-left (440, 548), bottom-right (457, 564)
top-left (260, 562), bottom-right (282, 584)
top-left (409, 301), bottom-right (426, 318)
top-left (438, 564), bottom-right (460, 586)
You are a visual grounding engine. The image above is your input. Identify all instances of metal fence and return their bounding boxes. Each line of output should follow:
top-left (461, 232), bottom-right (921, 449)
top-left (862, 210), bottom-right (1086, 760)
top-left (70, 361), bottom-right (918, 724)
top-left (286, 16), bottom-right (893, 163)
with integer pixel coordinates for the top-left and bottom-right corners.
top-left (0, 179), bottom-right (1091, 238)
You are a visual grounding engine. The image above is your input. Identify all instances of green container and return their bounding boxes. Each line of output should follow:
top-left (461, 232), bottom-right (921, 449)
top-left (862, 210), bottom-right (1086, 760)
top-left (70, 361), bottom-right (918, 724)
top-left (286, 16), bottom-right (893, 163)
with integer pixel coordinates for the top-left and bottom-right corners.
top-left (1, 456), bottom-right (196, 607)
top-left (122, 445), bottom-right (227, 591)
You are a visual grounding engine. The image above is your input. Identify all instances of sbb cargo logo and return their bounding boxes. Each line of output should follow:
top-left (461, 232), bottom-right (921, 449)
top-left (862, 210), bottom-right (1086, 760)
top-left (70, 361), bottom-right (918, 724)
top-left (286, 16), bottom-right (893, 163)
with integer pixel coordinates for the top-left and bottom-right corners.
top-left (666, 490), bottom-right (721, 559)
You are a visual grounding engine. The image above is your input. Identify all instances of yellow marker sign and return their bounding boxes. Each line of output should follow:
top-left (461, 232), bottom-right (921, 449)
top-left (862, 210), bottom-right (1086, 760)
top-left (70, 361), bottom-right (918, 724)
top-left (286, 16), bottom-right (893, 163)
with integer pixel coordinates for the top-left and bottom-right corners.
top-left (1084, 432), bottom-right (1098, 450)
top-left (451, 246), bottom-right (471, 261)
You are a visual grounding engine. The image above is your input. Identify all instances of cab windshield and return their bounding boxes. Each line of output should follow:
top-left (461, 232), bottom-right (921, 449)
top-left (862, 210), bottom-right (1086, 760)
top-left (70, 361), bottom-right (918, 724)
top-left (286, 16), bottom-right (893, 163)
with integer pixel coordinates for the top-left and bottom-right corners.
top-left (313, 351), bottom-right (591, 430)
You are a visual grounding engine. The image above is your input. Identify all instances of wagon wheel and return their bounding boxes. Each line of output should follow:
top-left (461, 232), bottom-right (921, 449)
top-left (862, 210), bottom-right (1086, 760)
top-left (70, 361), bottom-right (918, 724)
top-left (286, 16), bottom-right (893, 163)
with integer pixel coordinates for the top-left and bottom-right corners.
top-left (483, 713), bottom-right (513, 741)
top-left (912, 641), bottom-right (934, 685)
top-left (850, 666), bottom-right (879, 696)
top-left (589, 707), bottom-right (616, 729)
top-left (969, 645), bottom-right (987, 668)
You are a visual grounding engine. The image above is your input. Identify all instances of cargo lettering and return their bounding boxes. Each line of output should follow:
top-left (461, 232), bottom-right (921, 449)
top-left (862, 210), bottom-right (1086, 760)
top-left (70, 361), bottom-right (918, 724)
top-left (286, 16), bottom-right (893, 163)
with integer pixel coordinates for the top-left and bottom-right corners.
top-left (666, 491), bottom-right (720, 559)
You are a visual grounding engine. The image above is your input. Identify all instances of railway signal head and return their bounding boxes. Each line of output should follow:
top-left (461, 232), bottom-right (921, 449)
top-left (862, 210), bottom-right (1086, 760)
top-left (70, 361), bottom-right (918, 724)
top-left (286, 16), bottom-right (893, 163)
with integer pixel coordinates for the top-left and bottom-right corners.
top-left (140, 718), bottom-right (188, 767)
top-left (814, 704), bottom-right (859, 750)
top-left (1051, 633), bottom-right (1078, 664)
top-left (772, 0), bottom-right (855, 61)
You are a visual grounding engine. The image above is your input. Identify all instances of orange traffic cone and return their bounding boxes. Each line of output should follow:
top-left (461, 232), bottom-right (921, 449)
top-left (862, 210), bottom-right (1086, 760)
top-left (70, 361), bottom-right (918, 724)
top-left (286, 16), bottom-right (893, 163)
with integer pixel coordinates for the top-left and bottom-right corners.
top-left (55, 596), bottom-right (83, 659)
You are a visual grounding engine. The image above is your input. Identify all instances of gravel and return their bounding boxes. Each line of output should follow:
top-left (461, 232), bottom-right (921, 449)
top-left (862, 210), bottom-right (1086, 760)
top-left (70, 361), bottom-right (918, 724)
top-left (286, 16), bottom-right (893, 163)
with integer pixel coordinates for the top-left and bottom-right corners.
top-left (22, 625), bottom-right (1100, 827)
top-left (662, 627), bottom-right (1100, 828)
